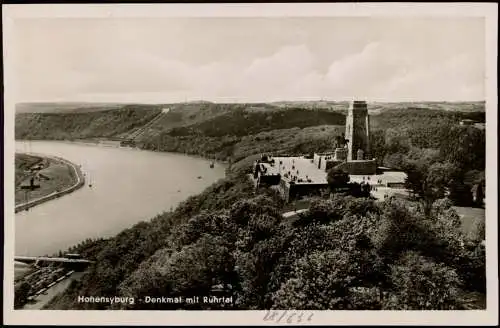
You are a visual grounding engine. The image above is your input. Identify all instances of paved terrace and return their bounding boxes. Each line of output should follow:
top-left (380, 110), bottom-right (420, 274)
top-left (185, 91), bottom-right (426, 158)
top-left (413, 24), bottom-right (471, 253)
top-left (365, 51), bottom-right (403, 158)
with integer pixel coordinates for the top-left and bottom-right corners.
top-left (349, 171), bottom-right (407, 186)
top-left (261, 156), bottom-right (407, 187)
top-left (261, 156), bottom-right (328, 185)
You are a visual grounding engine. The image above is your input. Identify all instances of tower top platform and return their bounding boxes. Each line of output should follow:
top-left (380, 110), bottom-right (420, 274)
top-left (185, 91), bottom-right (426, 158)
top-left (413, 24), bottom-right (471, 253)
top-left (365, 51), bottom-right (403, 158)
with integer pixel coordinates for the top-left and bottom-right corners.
top-left (349, 100), bottom-right (368, 112)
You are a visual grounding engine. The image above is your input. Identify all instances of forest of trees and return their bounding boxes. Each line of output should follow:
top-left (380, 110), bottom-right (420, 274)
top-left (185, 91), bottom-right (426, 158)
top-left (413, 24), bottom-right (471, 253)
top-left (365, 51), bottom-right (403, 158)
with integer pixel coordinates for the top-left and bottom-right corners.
top-left (44, 170), bottom-right (486, 310)
top-left (165, 108), bottom-right (345, 137)
top-left (15, 106), bottom-right (162, 140)
top-left (370, 121), bottom-right (485, 211)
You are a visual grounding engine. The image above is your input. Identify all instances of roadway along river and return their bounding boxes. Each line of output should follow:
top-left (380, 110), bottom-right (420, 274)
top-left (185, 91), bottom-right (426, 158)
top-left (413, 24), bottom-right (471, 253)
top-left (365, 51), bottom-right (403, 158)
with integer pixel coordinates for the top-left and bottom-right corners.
top-left (14, 141), bottom-right (226, 256)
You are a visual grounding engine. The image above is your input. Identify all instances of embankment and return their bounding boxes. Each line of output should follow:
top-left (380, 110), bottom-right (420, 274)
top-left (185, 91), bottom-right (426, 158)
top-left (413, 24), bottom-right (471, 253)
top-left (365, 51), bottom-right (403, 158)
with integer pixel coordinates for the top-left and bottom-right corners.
top-left (15, 154), bottom-right (85, 213)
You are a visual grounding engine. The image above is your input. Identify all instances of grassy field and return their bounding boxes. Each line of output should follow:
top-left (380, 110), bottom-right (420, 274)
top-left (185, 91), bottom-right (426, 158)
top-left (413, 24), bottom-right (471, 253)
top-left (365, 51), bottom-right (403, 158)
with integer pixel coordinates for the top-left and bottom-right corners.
top-left (15, 157), bottom-right (78, 205)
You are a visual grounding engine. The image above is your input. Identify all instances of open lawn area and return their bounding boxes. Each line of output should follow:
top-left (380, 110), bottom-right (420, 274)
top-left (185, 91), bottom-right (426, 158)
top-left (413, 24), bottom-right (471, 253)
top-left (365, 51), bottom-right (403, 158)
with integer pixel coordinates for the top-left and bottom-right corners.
top-left (15, 157), bottom-right (78, 205)
top-left (453, 206), bottom-right (485, 241)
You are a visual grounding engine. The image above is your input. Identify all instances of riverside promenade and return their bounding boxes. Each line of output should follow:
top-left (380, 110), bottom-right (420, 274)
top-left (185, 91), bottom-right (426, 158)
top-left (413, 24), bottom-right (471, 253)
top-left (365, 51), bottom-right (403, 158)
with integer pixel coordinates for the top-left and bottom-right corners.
top-left (15, 153), bottom-right (86, 213)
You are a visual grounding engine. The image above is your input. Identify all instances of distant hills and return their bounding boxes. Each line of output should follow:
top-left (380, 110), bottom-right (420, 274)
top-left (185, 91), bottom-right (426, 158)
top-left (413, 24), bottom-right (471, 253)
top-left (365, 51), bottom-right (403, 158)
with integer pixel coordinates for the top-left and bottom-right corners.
top-left (367, 101), bottom-right (486, 114)
top-left (15, 102), bottom-right (127, 114)
top-left (15, 100), bottom-right (485, 114)
top-left (233, 100), bottom-right (486, 114)
top-left (15, 100), bottom-right (485, 166)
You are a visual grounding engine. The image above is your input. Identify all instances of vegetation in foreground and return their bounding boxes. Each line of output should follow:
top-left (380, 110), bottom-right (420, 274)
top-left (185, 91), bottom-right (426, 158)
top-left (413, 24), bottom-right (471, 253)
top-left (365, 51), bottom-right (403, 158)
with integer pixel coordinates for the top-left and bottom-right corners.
top-left (41, 169), bottom-right (485, 310)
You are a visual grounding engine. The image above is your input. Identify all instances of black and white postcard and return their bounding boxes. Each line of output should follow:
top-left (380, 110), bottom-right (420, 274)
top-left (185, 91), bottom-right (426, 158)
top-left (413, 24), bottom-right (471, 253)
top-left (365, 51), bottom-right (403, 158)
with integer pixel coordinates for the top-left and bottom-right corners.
top-left (2, 2), bottom-right (498, 326)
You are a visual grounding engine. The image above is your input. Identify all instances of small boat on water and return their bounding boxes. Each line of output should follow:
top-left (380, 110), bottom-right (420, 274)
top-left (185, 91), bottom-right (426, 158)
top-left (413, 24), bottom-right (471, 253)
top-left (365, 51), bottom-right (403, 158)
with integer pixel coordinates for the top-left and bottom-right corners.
top-left (88, 170), bottom-right (93, 188)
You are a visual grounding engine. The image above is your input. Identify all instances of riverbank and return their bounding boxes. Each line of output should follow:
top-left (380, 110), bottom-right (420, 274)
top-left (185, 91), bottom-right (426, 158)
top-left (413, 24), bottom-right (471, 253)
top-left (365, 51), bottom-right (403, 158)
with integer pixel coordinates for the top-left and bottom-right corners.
top-left (40, 138), bottom-right (232, 165)
top-left (15, 153), bottom-right (85, 213)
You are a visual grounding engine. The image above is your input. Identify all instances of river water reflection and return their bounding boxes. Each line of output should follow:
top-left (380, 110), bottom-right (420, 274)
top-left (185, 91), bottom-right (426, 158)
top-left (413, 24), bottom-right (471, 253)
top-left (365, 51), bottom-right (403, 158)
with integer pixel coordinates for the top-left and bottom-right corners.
top-left (14, 141), bottom-right (226, 256)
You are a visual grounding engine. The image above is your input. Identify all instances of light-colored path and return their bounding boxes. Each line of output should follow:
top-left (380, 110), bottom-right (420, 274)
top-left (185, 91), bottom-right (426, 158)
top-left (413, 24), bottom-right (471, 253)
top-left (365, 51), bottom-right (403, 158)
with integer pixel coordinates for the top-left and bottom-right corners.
top-left (282, 208), bottom-right (309, 218)
top-left (127, 111), bottom-right (165, 140)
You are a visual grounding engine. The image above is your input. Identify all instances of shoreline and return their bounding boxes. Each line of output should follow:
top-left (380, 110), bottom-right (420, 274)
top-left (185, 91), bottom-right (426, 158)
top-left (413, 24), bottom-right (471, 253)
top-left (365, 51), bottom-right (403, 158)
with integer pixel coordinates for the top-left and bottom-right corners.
top-left (15, 153), bottom-right (86, 213)
top-left (17, 138), bottom-right (232, 165)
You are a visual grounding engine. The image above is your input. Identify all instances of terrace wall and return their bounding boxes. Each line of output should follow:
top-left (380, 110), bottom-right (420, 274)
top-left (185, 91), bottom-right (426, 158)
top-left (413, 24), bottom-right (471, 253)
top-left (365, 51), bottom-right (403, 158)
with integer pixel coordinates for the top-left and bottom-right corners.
top-left (335, 159), bottom-right (377, 175)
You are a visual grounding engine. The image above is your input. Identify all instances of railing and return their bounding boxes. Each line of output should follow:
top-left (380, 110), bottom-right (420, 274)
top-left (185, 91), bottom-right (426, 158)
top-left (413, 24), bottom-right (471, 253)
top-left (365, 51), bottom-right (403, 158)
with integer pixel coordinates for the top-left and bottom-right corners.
top-left (15, 256), bottom-right (93, 264)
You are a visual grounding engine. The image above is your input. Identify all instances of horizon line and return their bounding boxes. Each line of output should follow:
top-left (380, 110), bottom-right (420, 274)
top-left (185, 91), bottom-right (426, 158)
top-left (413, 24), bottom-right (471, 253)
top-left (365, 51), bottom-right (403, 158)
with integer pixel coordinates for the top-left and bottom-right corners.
top-left (15, 99), bottom-right (487, 105)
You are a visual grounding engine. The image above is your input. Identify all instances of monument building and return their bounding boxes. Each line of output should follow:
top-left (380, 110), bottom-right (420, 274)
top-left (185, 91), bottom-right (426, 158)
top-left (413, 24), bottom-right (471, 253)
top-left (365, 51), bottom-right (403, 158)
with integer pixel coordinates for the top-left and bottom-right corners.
top-left (253, 100), bottom-right (403, 202)
top-left (312, 100), bottom-right (377, 176)
top-left (346, 100), bottom-right (371, 161)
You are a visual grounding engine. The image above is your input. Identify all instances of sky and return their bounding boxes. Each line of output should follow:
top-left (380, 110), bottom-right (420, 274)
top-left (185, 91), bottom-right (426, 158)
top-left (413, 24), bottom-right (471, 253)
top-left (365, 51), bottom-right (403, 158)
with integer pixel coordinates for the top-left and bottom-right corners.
top-left (13, 17), bottom-right (485, 103)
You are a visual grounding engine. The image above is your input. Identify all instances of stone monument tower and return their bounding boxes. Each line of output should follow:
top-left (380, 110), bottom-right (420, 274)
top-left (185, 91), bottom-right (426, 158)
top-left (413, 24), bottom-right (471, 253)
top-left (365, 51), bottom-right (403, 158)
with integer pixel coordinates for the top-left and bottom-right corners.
top-left (345, 100), bottom-right (371, 161)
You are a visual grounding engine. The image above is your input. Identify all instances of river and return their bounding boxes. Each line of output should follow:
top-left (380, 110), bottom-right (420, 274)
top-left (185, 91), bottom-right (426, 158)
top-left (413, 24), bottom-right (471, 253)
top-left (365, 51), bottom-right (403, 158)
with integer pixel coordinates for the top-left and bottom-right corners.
top-left (14, 141), bottom-right (226, 256)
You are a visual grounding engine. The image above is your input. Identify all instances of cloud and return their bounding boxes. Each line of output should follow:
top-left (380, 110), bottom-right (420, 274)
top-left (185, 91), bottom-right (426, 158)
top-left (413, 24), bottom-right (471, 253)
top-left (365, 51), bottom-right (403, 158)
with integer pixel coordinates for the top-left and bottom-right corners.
top-left (14, 18), bottom-right (485, 102)
top-left (380, 53), bottom-right (485, 101)
top-left (238, 44), bottom-right (317, 99)
top-left (320, 41), bottom-right (484, 101)
top-left (36, 42), bottom-right (485, 102)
